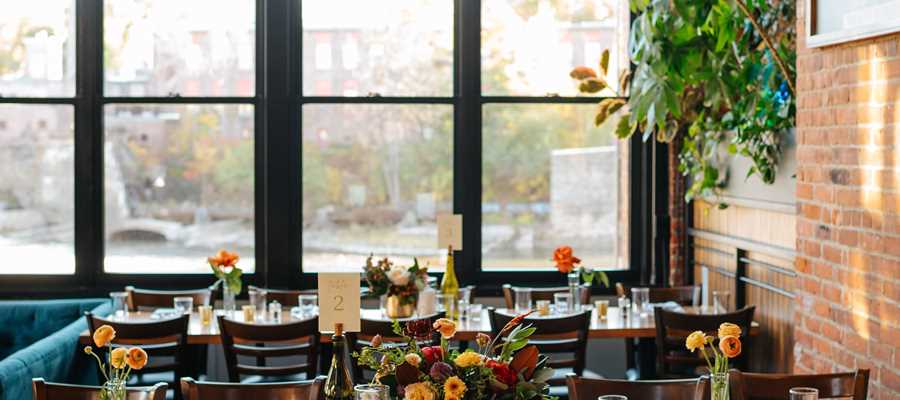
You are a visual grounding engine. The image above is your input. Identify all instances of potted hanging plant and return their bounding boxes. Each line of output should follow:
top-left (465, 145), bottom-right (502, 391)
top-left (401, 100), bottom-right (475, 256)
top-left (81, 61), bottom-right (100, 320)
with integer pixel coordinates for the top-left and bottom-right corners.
top-left (364, 255), bottom-right (429, 318)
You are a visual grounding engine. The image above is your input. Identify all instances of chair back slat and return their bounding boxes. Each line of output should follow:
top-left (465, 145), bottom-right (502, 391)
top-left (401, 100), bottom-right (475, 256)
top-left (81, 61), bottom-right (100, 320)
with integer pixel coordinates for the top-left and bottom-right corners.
top-left (247, 286), bottom-right (317, 307)
top-left (566, 375), bottom-right (710, 400)
top-left (654, 306), bottom-right (755, 377)
top-left (501, 284), bottom-right (591, 309)
top-left (125, 286), bottom-right (212, 311)
top-left (730, 369), bottom-right (869, 400)
top-left (616, 284), bottom-right (699, 306)
top-left (33, 378), bottom-right (167, 400)
top-left (180, 377), bottom-right (325, 400)
top-left (218, 315), bottom-right (320, 383)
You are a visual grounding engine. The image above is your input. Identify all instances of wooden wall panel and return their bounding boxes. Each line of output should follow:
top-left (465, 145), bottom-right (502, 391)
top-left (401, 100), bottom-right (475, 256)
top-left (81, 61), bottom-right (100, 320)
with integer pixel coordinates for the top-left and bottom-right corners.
top-left (691, 199), bottom-right (796, 373)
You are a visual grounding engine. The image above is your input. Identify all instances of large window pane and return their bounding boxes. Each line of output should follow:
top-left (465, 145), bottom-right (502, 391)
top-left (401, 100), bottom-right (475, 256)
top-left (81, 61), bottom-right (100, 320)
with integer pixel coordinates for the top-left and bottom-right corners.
top-left (482, 104), bottom-right (628, 270)
top-left (302, 104), bottom-right (452, 272)
top-left (0, 0), bottom-right (76, 97)
top-left (104, 104), bottom-right (254, 274)
top-left (104, 0), bottom-right (255, 97)
top-left (481, 0), bottom-right (629, 96)
top-left (0, 105), bottom-right (74, 274)
top-left (302, 0), bottom-right (453, 97)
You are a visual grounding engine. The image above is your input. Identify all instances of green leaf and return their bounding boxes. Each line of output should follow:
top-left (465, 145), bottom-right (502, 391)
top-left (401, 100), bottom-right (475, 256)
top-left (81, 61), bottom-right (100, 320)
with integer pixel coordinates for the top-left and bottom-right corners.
top-left (615, 115), bottom-right (635, 139)
top-left (599, 49), bottom-right (610, 76)
top-left (579, 78), bottom-right (607, 93)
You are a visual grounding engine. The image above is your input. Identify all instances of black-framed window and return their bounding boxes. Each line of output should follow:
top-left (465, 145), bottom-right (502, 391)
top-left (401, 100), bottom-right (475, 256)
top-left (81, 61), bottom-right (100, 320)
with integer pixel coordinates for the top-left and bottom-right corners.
top-left (0, 0), bottom-right (664, 296)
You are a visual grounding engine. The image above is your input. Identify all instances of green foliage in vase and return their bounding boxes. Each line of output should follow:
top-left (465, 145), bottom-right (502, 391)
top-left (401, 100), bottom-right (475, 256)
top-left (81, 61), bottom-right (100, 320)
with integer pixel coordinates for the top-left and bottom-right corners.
top-left (572, 0), bottom-right (796, 205)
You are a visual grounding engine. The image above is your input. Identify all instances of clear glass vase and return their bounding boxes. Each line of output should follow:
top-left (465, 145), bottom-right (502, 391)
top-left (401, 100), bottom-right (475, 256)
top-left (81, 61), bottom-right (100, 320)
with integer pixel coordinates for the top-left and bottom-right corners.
top-left (222, 284), bottom-right (236, 314)
top-left (711, 372), bottom-right (729, 400)
top-left (100, 378), bottom-right (126, 400)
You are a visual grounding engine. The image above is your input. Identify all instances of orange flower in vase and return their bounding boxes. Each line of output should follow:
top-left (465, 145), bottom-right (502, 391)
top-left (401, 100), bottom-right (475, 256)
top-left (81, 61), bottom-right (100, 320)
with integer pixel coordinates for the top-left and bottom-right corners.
top-left (208, 249), bottom-right (240, 272)
top-left (552, 246), bottom-right (581, 273)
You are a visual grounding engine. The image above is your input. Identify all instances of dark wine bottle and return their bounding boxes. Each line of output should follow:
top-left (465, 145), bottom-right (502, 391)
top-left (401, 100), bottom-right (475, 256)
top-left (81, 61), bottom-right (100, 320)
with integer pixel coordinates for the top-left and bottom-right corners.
top-left (324, 323), bottom-right (354, 400)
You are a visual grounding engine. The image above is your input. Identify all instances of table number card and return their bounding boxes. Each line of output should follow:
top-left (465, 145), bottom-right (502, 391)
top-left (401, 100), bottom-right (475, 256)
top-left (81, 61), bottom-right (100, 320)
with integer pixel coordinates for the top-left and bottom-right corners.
top-left (318, 273), bottom-right (361, 333)
top-left (437, 214), bottom-right (462, 250)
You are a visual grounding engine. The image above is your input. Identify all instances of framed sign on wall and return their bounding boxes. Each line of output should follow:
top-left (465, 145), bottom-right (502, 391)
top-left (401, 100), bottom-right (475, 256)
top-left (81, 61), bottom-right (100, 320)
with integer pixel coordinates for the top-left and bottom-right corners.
top-left (807, 0), bottom-right (900, 47)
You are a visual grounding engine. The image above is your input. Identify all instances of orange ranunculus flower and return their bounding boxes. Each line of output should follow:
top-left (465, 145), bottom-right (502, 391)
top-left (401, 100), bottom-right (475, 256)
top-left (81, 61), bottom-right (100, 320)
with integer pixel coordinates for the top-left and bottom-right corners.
top-left (126, 347), bottom-right (148, 370)
top-left (110, 347), bottom-right (127, 369)
top-left (552, 246), bottom-right (581, 273)
top-left (569, 66), bottom-right (598, 80)
top-left (92, 325), bottom-right (116, 347)
top-left (208, 249), bottom-right (239, 268)
top-left (719, 336), bottom-right (741, 358)
top-left (433, 318), bottom-right (457, 339)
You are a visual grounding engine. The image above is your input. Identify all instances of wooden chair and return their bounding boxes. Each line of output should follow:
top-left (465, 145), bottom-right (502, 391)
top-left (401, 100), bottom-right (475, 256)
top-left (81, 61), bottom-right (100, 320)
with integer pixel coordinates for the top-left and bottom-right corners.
top-left (501, 284), bottom-right (591, 309)
top-left (730, 369), bottom-right (869, 400)
top-left (566, 375), bottom-right (710, 400)
top-left (180, 377), bottom-right (325, 400)
top-left (247, 286), bottom-right (317, 307)
top-left (346, 313), bottom-right (444, 383)
top-left (32, 378), bottom-right (167, 400)
top-left (654, 306), bottom-right (755, 377)
top-left (85, 312), bottom-right (190, 400)
top-left (489, 308), bottom-right (593, 398)
top-left (615, 283), bottom-right (699, 379)
top-left (125, 286), bottom-right (212, 312)
top-left (218, 315), bottom-right (320, 383)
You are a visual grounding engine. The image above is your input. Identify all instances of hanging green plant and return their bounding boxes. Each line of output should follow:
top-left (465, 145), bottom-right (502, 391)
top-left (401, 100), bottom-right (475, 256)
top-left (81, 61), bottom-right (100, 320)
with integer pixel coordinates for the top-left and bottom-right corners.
top-left (571, 0), bottom-right (795, 207)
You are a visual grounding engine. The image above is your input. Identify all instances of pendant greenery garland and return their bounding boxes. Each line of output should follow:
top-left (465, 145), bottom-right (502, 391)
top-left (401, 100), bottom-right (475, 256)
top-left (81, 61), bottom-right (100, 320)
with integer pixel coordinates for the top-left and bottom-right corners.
top-left (572, 0), bottom-right (796, 207)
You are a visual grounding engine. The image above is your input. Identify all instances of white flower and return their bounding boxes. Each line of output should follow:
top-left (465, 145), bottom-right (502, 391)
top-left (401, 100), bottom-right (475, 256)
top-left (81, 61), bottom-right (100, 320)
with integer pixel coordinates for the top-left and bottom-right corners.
top-left (387, 264), bottom-right (411, 286)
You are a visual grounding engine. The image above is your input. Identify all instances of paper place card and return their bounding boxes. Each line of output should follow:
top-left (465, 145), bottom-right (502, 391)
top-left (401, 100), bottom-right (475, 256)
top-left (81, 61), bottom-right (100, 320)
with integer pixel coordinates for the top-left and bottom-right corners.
top-left (437, 214), bottom-right (462, 250)
top-left (318, 273), bottom-right (361, 333)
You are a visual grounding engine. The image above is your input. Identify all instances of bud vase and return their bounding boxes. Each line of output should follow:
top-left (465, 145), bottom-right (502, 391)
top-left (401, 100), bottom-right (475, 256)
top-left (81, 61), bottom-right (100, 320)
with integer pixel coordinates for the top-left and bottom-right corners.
top-left (384, 295), bottom-right (415, 318)
top-left (711, 372), bottom-right (729, 400)
top-left (222, 284), bottom-right (236, 314)
top-left (100, 378), bottom-right (126, 400)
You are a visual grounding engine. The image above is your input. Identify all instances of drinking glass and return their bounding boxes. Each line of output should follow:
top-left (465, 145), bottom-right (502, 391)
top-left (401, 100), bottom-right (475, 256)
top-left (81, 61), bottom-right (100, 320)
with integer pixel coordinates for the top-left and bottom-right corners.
top-left (242, 305), bottom-right (256, 322)
top-left (553, 293), bottom-right (571, 314)
top-left (458, 287), bottom-right (472, 319)
top-left (110, 292), bottom-right (128, 319)
top-left (595, 300), bottom-right (609, 320)
top-left (514, 288), bottom-right (532, 313)
top-left (632, 288), bottom-right (650, 318)
top-left (198, 305), bottom-right (213, 326)
top-left (692, 286), bottom-right (702, 308)
top-left (598, 396), bottom-right (628, 400)
top-left (713, 291), bottom-right (731, 314)
top-left (789, 387), bottom-right (819, 400)
top-left (298, 294), bottom-right (318, 317)
top-left (436, 293), bottom-right (450, 313)
top-left (536, 300), bottom-right (551, 316)
top-left (468, 303), bottom-right (483, 322)
top-left (249, 289), bottom-right (267, 317)
top-left (354, 384), bottom-right (390, 400)
top-left (173, 297), bottom-right (193, 315)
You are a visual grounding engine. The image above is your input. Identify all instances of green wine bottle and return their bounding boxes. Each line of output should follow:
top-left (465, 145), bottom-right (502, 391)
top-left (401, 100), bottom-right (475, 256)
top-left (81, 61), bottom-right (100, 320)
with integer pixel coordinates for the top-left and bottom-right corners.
top-left (324, 323), bottom-right (354, 400)
top-left (440, 245), bottom-right (459, 318)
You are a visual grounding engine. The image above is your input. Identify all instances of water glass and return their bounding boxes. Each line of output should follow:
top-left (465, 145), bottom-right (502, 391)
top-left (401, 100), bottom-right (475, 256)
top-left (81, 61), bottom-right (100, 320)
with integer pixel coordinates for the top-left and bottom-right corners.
top-left (713, 291), bottom-right (731, 314)
top-left (632, 288), bottom-right (650, 318)
top-left (110, 292), bottom-right (128, 319)
top-left (536, 300), bottom-right (551, 316)
top-left (242, 305), bottom-right (256, 322)
top-left (789, 387), bottom-right (819, 400)
top-left (436, 293), bottom-right (450, 313)
top-left (514, 288), bottom-right (532, 313)
top-left (298, 294), bottom-right (318, 317)
top-left (198, 305), bottom-right (213, 326)
top-left (458, 287), bottom-right (472, 319)
top-left (692, 286), bottom-right (702, 308)
top-left (173, 297), bottom-right (193, 315)
top-left (249, 289), bottom-right (267, 317)
top-left (468, 303), bottom-right (483, 322)
top-left (598, 395), bottom-right (628, 400)
top-left (595, 300), bottom-right (609, 320)
top-left (354, 384), bottom-right (390, 400)
top-left (553, 292), bottom-right (572, 314)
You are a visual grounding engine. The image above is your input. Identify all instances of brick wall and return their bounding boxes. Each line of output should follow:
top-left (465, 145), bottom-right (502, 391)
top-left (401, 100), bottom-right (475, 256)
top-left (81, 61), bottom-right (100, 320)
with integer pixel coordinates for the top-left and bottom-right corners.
top-left (794, 1), bottom-right (900, 398)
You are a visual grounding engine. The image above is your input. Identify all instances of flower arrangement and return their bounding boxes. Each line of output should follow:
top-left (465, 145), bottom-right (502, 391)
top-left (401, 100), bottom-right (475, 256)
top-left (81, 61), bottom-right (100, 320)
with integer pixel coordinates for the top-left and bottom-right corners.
top-left (354, 313), bottom-right (555, 400)
top-left (552, 246), bottom-right (609, 288)
top-left (84, 325), bottom-right (149, 400)
top-left (685, 322), bottom-right (744, 400)
top-left (364, 255), bottom-right (429, 307)
top-left (208, 249), bottom-right (243, 294)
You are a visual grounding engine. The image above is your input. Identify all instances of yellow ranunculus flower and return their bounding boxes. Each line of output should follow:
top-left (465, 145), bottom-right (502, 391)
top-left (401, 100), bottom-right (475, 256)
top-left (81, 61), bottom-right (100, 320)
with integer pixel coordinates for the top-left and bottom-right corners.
top-left (110, 347), bottom-right (127, 369)
top-left (443, 376), bottom-right (466, 397)
top-left (403, 382), bottom-right (435, 400)
top-left (433, 318), bottom-right (457, 339)
top-left (685, 330), bottom-right (708, 352)
top-left (92, 325), bottom-right (116, 347)
top-left (454, 351), bottom-right (483, 368)
top-left (405, 353), bottom-right (422, 367)
top-left (718, 323), bottom-right (742, 338)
